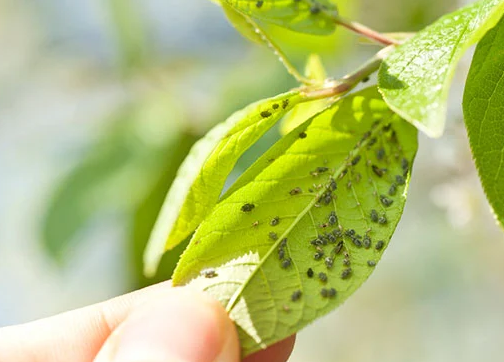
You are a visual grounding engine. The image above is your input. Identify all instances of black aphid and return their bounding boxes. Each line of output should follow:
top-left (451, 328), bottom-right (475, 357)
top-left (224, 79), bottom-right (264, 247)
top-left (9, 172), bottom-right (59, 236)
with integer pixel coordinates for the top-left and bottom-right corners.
top-left (372, 165), bottom-right (386, 177)
top-left (318, 272), bottom-right (328, 283)
top-left (299, 131), bottom-right (307, 139)
top-left (351, 238), bottom-right (362, 248)
top-left (380, 194), bottom-right (394, 207)
top-left (345, 229), bottom-right (356, 237)
top-left (368, 137), bottom-right (377, 147)
top-left (325, 257), bottom-right (334, 268)
top-left (343, 258), bottom-right (351, 266)
top-left (332, 229), bottom-right (342, 238)
top-left (320, 288), bottom-right (329, 298)
top-left (329, 179), bottom-right (337, 191)
top-left (280, 238), bottom-right (288, 248)
top-left (375, 148), bottom-right (385, 161)
top-left (282, 258), bottom-right (292, 268)
top-left (202, 269), bottom-right (218, 278)
top-left (282, 99), bottom-right (290, 109)
top-left (327, 233), bottom-right (336, 243)
top-left (260, 110), bottom-right (272, 118)
top-left (370, 209), bottom-right (379, 223)
top-left (307, 268), bottom-right (314, 278)
top-left (388, 183), bottom-right (397, 196)
top-left (310, 4), bottom-right (321, 14)
top-left (383, 123), bottom-right (392, 131)
top-left (269, 232), bottom-right (278, 241)
top-left (328, 211), bottom-right (338, 225)
top-left (333, 241), bottom-right (344, 254)
top-left (256, 0), bottom-right (264, 7)
top-left (241, 203), bottom-right (255, 212)
top-left (351, 155), bottom-right (361, 166)
top-left (270, 216), bottom-right (280, 226)
top-left (338, 168), bottom-right (348, 179)
top-left (328, 288), bottom-right (337, 298)
top-left (314, 251), bottom-right (324, 260)
top-left (341, 268), bottom-right (352, 279)
top-left (401, 158), bottom-right (409, 171)
top-left (363, 235), bottom-right (371, 249)
top-left (272, 103), bottom-right (279, 110)
top-left (278, 248), bottom-right (285, 260)
top-left (290, 187), bottom-right (302, 195)
top-left (291, 290), bottom-right (302, 301)
top-left (362, 76), bottom-right (370, 83)
top-left (375, 240), bottom-right (385, 250)
top-left (367, 260), bottom-right (377, 267)
top-left (396, 175), bottom-right (406, 185)
top-left (317, 166), bottom-right (329, 173)
top-left (378, 215), bottom-right (387, 224)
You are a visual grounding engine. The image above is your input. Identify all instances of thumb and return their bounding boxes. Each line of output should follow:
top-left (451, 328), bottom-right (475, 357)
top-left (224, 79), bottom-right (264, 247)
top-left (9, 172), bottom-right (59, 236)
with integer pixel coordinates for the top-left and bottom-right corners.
top-left (93, 287), bottom-right (240, 362)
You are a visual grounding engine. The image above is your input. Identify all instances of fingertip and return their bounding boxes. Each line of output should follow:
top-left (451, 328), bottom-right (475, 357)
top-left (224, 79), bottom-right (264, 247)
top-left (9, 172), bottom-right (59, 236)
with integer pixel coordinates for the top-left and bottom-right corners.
top-left (243, 335), bottom-right (296, 362)
top-left (94, 288), bottom-right (240, 362)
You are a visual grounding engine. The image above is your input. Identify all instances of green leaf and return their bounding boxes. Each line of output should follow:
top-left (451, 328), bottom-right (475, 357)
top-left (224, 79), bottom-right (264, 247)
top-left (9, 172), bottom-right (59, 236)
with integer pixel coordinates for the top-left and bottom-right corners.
top-left (223, 0), bottom-right (338, 35)
top-left (221, 2), bottom-right (264, 44)
top-left (172, 88), bottom-right (418, 356)
top-left (463, 14), bottom-right (504, 229)
top-left (280, 54), bottom-right (330, 135)
top-left (378, 0), bottom-right (504, 138)
top-left (144, 91), bottom-right (305, 276)
top-left (42, 94), bottom-right (184, 261)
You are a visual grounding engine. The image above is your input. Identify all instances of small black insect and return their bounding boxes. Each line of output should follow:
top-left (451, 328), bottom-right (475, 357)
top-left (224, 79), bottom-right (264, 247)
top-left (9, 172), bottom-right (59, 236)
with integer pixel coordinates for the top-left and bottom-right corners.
top-left (372, 165), bottom-right (386, 177)
top-left (316, 166), bottom-right (329, 173)
top-left (318, 272), bottom-right (328, 283)
top-left (270, 216), bottom-right (280, 226)
top-left (328, 211), bottom-right (338, 225)
top-left (278, 248), bottom-right (285, 260)
top-left (363, 235), bottom-right (371, 249)
top-left (310, 4), bottom-right (321, 14)
top-left (376, 147), bottom-right (386, 160)
top-left (352, 238), bottom-right (362, 248)
top-left (241, 203), bottom-right (255, 212)
top-left (368, 137), bottom-right (377, 147)
top-left (291, 290), bottom-right (302, 302)
top-left (272, 103), bottom-right (279, 110)
top-left (256, 0), bottom-right (264, 7)
top-left (343, 258), bottom-right (351, 266)
top-left (361, 76), bottom-right (370, 83)
top-left (341, 268), bottom-right (352, 279)
top-left (314, 251), bottom-right (324, 260)
top-left (290, 187), bottom-right (302, 195)
top-left (320, 288), bottom-right (329, 298)
top-left (282, 99), bottom-right (290, 109)
top-left (388, 183), bottom-right (397, 196)
top-left (332, 229), bottom-right (342, 238)
top-left (201, 269), bottom-right (218, 278)
top-left (261, 110), bottom-right (272, 118)
top-left (329, 179), bottom-right (337, 191)
top-left (396, 175), bottom-right (406, 185)
top-left (378, 215), bottom-right (387, 224)
top-left (307, 268), bottom-right (314, 278)
top-left (299, 131), bottom-right (307, 139)
top-left (328, 288), bottom-right (337, 298)
top-left (282, 258), bottom-right (292, 268)
top-left (338, 168), bottom-right (348, 179)
top-left (333, 241), bottom-right (344, 254)
top-left (351, 155), bottom-right (361, 166)
top-left (370, 209), bottom-right (379, 223)
top-left (367, 260), bottom-right (377, 267)
top-left (380, 195), bottom-right (394, 207)
top-left (375, 240), bottom-right (385, 251)
top-left (345, 229), bottom-right (356, 237)
top-left (327, 233), bottom-right (336, 243)
top-left (269, 232), bottom-right (278, 241)
top-left (383, 123), bottom-right (392, 132)
top-left (325, 257), bottom-right (334, 268)
top-left (280, 238), bottom-right (288, 248)
top-left (401, 158), bottom-right (409, 171)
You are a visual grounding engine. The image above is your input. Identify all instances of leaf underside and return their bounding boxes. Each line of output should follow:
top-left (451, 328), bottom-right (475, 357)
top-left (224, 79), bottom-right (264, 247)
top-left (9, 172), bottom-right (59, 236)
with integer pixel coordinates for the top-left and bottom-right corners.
top-left (223, 0), bottom-right (338, 35)
top-left (173, 88), bottom-right (418, 356)
top-left (463, 14), bottom-right (504, 229)
top-left (144, 91), bottom-right (304, 276)
top-left (378, 0), bottom-right (504, 138)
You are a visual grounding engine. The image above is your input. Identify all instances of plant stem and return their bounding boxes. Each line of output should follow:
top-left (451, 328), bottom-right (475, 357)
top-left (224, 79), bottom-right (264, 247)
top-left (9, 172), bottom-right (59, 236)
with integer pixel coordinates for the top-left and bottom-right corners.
top-left (333, 15), bottom-right (400, 46)
top-left (247, 16), bottom-right (315, 85)
top-left (303, 46), bottom-right (394, 100)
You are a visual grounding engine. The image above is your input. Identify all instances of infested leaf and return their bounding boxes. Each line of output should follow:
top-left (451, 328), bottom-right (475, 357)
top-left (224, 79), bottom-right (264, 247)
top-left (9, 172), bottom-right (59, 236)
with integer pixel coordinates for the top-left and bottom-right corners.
top-left (172, 88), bottom-right (418, 356)
top-left (144, 91), bottom-right (306, 276)
top-left (378, 0), bottom-right (504, 138)
top-left (463, 14), bottom-right (504, 229)
top-left (222, 0), bottom-right (338, 35)
top-left (222, 2), bottom-right (264, 44)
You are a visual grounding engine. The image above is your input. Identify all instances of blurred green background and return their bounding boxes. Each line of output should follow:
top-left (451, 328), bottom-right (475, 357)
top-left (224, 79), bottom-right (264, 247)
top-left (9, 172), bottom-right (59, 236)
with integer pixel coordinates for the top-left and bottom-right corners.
top-left (1, 0), bottom-right (503, 361)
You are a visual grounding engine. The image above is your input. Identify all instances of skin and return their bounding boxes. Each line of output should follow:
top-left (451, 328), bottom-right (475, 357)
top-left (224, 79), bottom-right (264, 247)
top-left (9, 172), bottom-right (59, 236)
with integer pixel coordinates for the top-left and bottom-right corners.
top-left (0, 281), bottom-right (295, 362)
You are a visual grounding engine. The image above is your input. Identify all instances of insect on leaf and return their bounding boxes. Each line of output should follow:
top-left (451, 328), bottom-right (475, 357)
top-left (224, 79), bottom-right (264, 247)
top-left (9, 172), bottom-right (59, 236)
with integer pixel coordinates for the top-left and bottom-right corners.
top-left (172, 87), bottom-right (418, 356)
top-left (222, 0), bottom-right (338, 35)
top-left (144, 91), bottom-right (305, 276)
top-left (378, 0), bottom-right (504, 138)
top-left (463, 14), bottom-right (504, 229)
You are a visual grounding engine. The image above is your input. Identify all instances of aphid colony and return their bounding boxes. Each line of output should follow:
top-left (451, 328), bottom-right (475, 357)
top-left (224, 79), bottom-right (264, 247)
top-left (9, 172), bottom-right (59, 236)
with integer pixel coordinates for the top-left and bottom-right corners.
top-left (236, 121), bottom-right (410, 310)
top-left (254, 0), bottom-right (330, 16)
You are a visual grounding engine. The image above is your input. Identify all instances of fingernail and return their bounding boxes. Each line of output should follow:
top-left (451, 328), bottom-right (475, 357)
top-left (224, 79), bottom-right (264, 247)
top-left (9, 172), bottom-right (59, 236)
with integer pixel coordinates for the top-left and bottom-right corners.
top-left (93, 289), bottom-right (239, 362)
